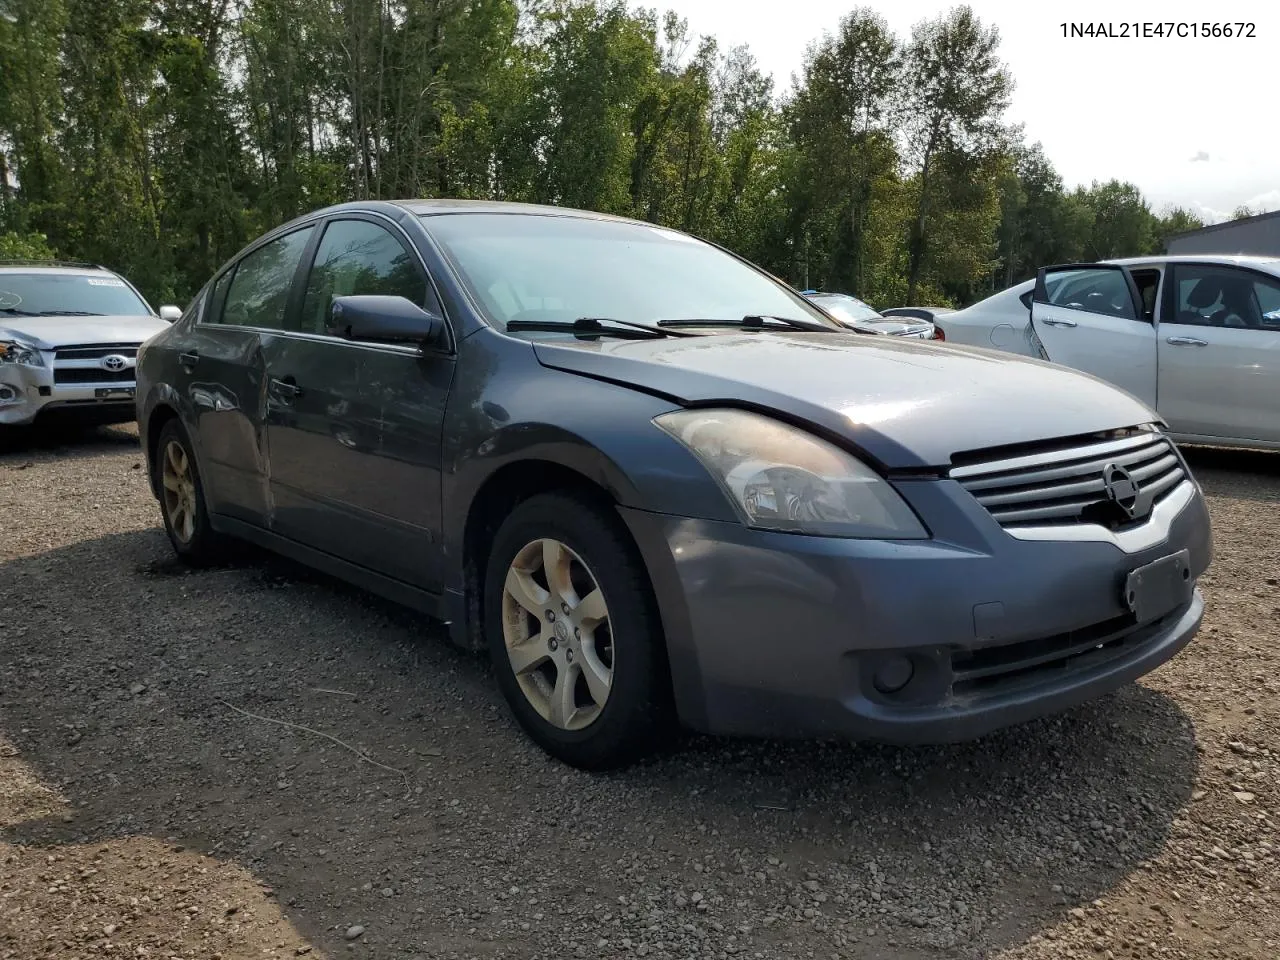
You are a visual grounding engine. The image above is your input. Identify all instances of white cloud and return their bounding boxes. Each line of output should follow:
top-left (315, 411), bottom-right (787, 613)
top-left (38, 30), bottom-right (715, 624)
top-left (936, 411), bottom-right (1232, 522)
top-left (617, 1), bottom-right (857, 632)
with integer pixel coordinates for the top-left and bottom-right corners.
top-left (1189, 151), bottom-right (1210, 163)
top-left (1243, 189), bottom-right (1280, 214)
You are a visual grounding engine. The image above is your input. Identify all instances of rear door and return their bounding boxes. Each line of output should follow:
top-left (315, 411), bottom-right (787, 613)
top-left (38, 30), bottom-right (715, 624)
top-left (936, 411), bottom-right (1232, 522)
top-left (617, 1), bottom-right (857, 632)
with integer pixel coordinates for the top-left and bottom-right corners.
top-left (1029, 263), bottom-right (1158, 407)
top-left (1156, 262), bottom-right (1280, 443)
top-left (261, 214), bottom-right (456, 591)
top-left (186, 225), bottom-right (316, 525)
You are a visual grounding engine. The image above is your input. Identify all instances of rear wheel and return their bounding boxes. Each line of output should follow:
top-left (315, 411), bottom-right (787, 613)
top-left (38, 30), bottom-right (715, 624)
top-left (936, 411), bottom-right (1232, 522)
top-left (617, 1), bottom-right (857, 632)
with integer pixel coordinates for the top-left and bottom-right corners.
top-left (484, 492), bottom-right (672, 769)
top-left (155, 419), bottom-right (227, 565)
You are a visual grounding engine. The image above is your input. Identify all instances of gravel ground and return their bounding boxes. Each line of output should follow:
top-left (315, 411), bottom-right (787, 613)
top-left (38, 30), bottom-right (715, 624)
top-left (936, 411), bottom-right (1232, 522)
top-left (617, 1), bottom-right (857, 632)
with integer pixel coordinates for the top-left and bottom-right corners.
top-left (1, 424), bottom-right (1277, 960)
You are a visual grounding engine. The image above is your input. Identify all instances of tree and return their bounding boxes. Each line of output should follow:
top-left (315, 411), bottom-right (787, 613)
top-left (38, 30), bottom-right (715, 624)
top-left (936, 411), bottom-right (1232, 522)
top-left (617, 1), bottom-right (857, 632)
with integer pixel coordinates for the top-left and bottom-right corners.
top-left (1152, 205), bottom-right (1205, 252)
top-left (900, 5), bottom-right (1011, 304)
top-left (1077, 180), bottom-right (1155, 260)
top-left (0, 229), bottom-right (55, 258)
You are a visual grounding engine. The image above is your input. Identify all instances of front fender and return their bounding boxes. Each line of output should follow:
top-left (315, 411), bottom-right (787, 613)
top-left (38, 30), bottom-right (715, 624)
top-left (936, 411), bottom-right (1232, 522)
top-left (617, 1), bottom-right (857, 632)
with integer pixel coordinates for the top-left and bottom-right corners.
top-left (138, 380), bottom-right (201, 499)
top-left (439, 334), bottom-right (741, 567)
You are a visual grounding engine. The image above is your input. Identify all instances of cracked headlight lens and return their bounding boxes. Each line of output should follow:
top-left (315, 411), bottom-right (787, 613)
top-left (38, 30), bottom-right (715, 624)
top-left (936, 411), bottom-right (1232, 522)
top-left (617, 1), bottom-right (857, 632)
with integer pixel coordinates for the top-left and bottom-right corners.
top-left (0, 340), bottom-right (44, 367)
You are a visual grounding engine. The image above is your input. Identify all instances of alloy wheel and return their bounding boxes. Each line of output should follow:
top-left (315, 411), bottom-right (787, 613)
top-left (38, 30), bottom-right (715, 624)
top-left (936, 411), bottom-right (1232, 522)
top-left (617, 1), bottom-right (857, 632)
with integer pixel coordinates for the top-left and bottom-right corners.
top-left (501, 538), bottom-right (614, 731)
top-left (160, 439), bottom-right (197, 544)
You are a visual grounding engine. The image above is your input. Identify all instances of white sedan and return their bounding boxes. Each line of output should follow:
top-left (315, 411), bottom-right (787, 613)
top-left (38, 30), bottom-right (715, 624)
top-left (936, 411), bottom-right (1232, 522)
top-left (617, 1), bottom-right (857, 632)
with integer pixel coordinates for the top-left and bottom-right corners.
top-left (935, 255), bottom-right (1280, 452)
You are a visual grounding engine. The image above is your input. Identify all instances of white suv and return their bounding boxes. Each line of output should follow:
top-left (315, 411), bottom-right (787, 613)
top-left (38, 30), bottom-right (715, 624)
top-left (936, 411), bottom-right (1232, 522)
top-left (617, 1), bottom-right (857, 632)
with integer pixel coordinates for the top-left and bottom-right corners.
top-left (0, 261), bottom-right (179, 428)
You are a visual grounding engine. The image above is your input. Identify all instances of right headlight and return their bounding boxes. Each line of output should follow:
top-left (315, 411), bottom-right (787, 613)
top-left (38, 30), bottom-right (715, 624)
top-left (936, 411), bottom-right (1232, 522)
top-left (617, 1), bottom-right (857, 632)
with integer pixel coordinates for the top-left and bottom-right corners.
top-left (0, 339), bottom-right (44, 367)
top-left (654, 407), bottom-right (929, 539)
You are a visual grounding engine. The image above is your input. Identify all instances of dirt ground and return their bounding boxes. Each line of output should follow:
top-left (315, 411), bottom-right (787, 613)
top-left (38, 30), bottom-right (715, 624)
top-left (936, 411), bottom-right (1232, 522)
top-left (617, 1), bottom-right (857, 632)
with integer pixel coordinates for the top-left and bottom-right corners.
top-left (1, 424), bottom-right (1277, 960)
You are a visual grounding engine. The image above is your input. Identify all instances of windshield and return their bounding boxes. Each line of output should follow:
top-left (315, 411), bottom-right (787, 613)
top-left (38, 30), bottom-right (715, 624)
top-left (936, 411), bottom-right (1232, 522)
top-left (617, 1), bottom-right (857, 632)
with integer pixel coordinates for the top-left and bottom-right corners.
top-left (421, 213), bottom-right (841, 331)
top-left (809, 294), bottom-right (882, 324)
top-left (0, 272), bottom-right (150, 316)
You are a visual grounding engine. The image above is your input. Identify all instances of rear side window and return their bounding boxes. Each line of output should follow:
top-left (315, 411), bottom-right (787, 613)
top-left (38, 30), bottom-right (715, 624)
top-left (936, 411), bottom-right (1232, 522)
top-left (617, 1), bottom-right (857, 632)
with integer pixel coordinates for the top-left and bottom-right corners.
top-left (1169, 264), bottom-right (1280, 329)
top-left (299, 220), bottom-right (428, 334)
top-left (219, 227), bottom-right (314, 330)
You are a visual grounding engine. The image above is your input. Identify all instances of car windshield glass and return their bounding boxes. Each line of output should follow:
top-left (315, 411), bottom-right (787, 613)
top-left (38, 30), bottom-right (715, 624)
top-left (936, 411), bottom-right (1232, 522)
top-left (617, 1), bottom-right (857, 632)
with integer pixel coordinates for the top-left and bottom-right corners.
top-left (810, 295), bottom-right (882, 324)
top-left (0, 273), bottom-right (149, 317)
top-left (421, 213), bottom-right (841, 331)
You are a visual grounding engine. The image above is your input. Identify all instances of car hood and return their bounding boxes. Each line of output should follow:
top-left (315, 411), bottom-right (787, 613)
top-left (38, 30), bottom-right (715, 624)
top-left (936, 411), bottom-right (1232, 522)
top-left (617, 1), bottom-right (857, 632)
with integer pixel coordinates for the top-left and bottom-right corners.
top-left (532, 331), bottom-right (1155, 469)
top-left (0, 314), bottom-right (168, 349)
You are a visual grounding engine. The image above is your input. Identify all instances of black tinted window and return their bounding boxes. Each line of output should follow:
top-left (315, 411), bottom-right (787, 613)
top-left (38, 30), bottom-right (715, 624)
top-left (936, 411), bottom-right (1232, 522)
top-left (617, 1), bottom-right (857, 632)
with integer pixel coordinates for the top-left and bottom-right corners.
top-left (220, 227), bottom-right (313, 330)
top-left (300, 220), bottom-right (426, 334)
top-left (206, 269), bottom-right (234, 324)
top-left (1169, 264), bottom-right (1280, 329)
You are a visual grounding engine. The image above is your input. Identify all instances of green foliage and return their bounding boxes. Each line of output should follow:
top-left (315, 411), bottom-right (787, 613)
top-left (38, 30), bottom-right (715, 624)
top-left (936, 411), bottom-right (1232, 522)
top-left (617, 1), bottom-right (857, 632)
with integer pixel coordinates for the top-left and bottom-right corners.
top-left (0, 230), bottom-right (56, 259)
top-left (0, 0), bottom-right (1212, 309)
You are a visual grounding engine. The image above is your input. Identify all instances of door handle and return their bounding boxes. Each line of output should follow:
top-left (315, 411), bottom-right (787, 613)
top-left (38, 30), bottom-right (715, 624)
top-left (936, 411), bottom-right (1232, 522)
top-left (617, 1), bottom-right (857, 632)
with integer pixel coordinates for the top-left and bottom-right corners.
top-left (270, 376), bottom-right (304, 400)
top-left (178, 350), bottom-right (199, 369)
top-left (1165, 336), bottom-right (1207, 346)
top-left (1041, 318), bottom-right (1077, 328)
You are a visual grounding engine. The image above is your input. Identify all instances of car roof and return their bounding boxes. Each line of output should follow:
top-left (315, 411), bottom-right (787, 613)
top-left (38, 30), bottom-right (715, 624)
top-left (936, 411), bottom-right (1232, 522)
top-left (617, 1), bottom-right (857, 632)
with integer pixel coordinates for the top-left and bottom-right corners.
top-left (390, 198), bottom-right (639, 222)
top-left (1103, 253), bottom-right (1280, 270)
top-left (0, 261), bottom-right (116, 277)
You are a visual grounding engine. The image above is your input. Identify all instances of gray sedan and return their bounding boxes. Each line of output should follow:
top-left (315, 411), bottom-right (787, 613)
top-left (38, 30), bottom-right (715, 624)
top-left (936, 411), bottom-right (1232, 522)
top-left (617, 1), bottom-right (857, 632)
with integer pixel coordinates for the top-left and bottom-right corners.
top-left (135, 200), bottom-right (1212, 769)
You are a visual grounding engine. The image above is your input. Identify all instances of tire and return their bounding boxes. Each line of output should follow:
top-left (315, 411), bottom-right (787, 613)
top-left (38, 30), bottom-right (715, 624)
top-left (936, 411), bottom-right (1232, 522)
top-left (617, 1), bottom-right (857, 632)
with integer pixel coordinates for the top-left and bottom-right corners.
top-left (153, 419), bottom-right (227, 566)
top-left (483, 491), bottom-right (672, 769)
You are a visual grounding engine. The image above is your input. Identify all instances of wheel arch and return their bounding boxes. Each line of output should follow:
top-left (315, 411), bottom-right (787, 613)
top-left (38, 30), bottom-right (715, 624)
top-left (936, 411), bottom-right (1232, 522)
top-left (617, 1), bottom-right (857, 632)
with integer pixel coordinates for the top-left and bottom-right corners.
top-left (457, 457), bottom-right (632, 651)
top-left (143, 401), bottom-right (182, 499)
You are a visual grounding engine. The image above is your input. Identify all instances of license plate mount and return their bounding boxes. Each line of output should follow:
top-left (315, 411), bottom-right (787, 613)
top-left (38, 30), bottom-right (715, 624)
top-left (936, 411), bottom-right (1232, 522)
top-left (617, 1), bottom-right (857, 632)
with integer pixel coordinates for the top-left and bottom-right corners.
top-left (1124, 549), bottom-right (1192, 624)
top-left (94, 386), bottom-right (135, 399)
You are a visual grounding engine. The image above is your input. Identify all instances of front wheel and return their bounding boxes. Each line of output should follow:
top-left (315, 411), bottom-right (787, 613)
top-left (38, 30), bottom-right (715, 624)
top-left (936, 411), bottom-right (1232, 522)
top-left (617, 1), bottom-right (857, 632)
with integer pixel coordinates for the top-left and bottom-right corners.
top-left (483, 492), bottom-right (672, 769)
top-left (154, 419), bottom-right (228, 565)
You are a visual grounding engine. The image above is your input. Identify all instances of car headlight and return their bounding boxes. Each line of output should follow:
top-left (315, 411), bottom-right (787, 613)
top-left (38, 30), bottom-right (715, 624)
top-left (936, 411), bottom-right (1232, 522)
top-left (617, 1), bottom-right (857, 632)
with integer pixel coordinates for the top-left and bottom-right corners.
top-left (0, 340), bottom-right (44, 367)
top-left (654, 408), bottom-right (929, 539)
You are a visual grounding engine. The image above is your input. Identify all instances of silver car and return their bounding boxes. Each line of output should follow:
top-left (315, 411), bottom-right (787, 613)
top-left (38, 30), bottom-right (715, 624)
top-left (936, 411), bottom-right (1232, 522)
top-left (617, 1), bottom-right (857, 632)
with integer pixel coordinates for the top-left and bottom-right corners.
top-left (0, 260), bottom-right (179, 428)
top-left (805, 291), bottom-right (937, 339)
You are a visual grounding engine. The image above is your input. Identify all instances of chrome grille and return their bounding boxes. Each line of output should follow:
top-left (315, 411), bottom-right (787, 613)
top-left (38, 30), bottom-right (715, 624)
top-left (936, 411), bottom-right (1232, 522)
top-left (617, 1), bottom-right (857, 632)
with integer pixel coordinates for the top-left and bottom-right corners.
top-left (951, 431), bottom-right (1187, 528)
top-left (54, 343), bottom-right (140, 361)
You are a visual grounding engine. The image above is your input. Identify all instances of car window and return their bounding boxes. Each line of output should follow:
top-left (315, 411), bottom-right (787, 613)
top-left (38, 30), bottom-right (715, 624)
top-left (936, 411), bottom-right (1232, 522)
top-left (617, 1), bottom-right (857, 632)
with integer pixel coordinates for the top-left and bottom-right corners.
top-left (206, 269), bottom-right (235, 324)
top-left (219, 227), bottom-right (314, 330)
top-left (299, 219), bottom-right (428, 335)
top-left (1130, 268), bottom-right (1161, 320)
top-left (421, 213), bottom-right (840, 331)
top-left (0, 272), bottom-right (150, 317)
top-left (1042, 268), bottom-right (1136, 320)
top-left (1169, 264), bottom-right (1280, 329)
top-left (811, 295), bottom-right (881, 324)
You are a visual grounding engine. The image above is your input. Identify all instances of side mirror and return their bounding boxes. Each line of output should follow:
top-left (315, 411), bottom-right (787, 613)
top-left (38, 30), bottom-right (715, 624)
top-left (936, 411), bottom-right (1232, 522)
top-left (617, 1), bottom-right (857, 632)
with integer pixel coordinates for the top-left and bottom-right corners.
top-left (159, 305), bottom-right (182, 322)
top-left (329, 295), bottom-right (443, 345)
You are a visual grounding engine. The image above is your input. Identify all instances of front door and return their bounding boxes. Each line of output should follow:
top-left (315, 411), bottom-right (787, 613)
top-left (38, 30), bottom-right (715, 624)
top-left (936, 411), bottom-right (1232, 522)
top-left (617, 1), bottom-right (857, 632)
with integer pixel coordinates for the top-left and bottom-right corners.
top-left (1157, 262), bottom-right (1280, 444)
top-left (1029, 263), bottom-right (1158, 407)
top-left (262, 216), bottom-right (455, 591)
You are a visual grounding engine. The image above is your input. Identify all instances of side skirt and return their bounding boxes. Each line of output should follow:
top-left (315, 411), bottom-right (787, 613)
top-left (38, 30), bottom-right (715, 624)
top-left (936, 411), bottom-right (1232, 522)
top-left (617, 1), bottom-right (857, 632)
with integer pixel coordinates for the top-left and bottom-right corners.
top-left (210, 514), bottom-right (449, 622)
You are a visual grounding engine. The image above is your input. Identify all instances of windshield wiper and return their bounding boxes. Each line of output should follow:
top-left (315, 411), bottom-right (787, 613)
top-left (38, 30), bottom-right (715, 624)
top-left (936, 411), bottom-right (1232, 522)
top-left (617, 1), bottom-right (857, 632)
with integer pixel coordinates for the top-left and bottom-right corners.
top-left (505, 316), bottom-right (687, 339)
top-left (656, 314), bottom-right (835, 333)
top-left (0, 307), bottom-right (40, 316)
top-left (36, 310), bottom-right (105, 316)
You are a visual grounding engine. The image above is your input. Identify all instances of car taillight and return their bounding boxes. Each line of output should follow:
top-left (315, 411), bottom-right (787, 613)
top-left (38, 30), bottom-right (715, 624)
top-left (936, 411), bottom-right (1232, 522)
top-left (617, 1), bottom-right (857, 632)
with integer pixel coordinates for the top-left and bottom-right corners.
top-left (932, 326), bottom-right (945, 341)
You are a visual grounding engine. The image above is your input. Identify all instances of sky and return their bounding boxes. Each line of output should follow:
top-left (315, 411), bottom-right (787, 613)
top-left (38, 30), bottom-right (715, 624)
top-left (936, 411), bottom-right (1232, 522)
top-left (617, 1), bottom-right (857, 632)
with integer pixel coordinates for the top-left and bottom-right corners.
top-left (654, 0), bottom-right (1279, 223)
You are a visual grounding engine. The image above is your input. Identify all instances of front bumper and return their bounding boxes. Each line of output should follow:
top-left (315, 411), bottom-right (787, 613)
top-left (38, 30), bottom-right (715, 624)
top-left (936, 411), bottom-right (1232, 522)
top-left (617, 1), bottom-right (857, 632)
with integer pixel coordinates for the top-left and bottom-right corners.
top-left (0, 361), bottom-right (137, 426)
top-left (619, 477), bottom-right (1211, 743)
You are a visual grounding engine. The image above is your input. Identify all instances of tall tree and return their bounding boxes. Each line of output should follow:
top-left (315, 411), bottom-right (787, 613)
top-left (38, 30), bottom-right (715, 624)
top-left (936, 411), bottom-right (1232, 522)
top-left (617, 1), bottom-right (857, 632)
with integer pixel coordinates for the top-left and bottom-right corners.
top-left (787, 8), bottom-right (899, 295)
top-left (900, 5), bottom-right (1011, 304)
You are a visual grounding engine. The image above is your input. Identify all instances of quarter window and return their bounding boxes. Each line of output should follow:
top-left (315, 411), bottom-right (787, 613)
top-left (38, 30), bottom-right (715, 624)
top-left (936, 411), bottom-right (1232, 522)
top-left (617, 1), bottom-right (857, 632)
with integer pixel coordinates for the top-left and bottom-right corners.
top-left (219, 227), bottom-right (314, 330)
top-left (299, 220), bottom-right (427, 335)
top-left (1169, 265), bottom-right (1280, 329)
